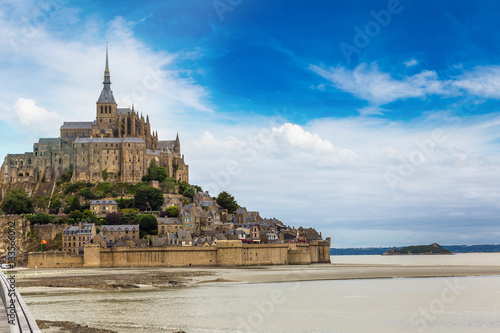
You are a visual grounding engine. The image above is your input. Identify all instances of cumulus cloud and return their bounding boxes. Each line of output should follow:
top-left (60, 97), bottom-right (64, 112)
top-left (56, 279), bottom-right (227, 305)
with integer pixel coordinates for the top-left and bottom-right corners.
top-left (0, 98), bottom-right (62, 135)
top-left (184, 113), bottom-right (500, 247)
top-left (13, 98), bottom-right (62, 130)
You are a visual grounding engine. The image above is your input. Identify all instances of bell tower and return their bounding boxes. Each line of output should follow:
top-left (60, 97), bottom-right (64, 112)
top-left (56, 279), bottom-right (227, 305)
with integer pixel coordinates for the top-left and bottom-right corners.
top-left (96, 43), bottom-right (117, 137)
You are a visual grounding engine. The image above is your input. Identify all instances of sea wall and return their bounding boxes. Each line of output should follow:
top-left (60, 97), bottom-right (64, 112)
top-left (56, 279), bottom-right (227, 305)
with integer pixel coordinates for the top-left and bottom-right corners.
top-left (28, 251), bottom-right (83, 268)
top-left (27, 238), bottom-right (331, 268)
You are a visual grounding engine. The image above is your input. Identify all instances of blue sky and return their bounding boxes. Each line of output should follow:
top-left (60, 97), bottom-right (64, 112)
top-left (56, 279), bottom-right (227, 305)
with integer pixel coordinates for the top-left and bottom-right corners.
top-left (2, 0), bottom-right (500, 247)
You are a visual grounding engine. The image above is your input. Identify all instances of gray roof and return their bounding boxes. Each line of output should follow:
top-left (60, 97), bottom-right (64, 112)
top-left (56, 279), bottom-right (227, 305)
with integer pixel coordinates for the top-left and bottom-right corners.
top-left (112, 238), bottom-right (129, 247)
top-left (97, 84), bottom-right (116, 104)
top-left (200, 201), bottom-right (213, 207)
top-left (101, 224), bottom-right (138, 231)
top-left (123, 137), bottom-right (146, 143)
top-left (146, 149), bottom-right (160, 155)
top-left (157, 217), bottom-right (182, 225)
top-left (90, 200), bottom-right (118, 205)
top-left (116, 108), bottom-right (132, 115)
top-left (75, 138), bottom-right (145, 144)
top-left (177, 230), bottom-right (192, 242)
top-left (152, 238), bottom-right (165, 247)
top-left (60, 122), bottom-right (96, 129)
top-left (38, 138), bottom-right (60, 145)
top-left (158, 140), bottom-right (175, 150)
top-left (63, 226), bottom-right (80, 236)
top-left (63, 223), bottom-right (94, 236)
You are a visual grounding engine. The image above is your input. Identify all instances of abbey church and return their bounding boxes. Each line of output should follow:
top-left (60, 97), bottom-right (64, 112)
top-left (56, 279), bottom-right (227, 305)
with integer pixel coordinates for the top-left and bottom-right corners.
top-left (0, 48), bottom-right (189, 185)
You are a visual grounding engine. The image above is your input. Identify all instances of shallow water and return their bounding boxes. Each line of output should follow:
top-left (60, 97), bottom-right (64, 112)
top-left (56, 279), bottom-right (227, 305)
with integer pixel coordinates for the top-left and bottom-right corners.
top-left (22, 254), bottom-right (500, 333)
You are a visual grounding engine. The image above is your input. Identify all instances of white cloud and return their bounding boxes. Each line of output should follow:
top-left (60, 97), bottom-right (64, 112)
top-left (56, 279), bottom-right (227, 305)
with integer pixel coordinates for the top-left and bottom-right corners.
top-left (404, 58), bottom-right (419, 67)
top-left (12, 98), bottom-right (62, 133)
top-left (311, 62), bottom-right (500, 113)
top-left (453, 65), bottom-right (500, 98)
top-left (309, 62), bottom-right (453, 106)
top-left (184, 113), bottom-right (500, 247)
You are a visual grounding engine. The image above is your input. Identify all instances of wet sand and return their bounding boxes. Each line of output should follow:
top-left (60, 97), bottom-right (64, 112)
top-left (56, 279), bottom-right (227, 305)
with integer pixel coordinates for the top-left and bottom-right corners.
top-left (12, 262), bottom-right (500, 291)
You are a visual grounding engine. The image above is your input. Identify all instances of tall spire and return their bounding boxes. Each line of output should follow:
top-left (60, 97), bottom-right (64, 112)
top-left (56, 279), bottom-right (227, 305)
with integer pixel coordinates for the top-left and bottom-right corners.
top-left (103, 42), bottom-right (111, 84)
top-left (97, 43), bottom-right (116, 104)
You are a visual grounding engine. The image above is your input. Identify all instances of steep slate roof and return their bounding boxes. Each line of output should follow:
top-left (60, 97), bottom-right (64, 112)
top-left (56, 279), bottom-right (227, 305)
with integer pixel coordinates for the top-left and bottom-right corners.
top-left (177, 230), bottom-right (192, 242)
top-left (60, 122), bottom-right (96, 129)
top-left (158, 140), bottom-right (175, 150)
top-left (101, 224), bottom-right (138, 231)
top-left (303, 228), bottom-right (322, 241)
top-left (112, 238), bottom-right (129, 247)
top-left (116, 107), bottom-right (132, 115)
top-left (152, 238), bottom-right (166, 247)
top-left (157, 217), bottom-right (182, 225)
top-left (63, 226), bottom-right (80, 236)
top-left (63, 223), bottom-right (94, 236)
top-left (90, 200), bottom-right (118, 205)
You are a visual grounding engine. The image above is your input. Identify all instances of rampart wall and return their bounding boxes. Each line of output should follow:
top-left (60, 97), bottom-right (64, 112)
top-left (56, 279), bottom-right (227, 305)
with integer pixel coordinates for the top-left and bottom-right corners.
top-left (27, 239), bottom-right (331, 268)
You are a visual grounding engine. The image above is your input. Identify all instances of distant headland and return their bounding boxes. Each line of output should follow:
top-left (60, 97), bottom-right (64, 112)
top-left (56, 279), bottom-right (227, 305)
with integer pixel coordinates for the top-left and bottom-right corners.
top-left (383, 243), bottom-right (452, 255)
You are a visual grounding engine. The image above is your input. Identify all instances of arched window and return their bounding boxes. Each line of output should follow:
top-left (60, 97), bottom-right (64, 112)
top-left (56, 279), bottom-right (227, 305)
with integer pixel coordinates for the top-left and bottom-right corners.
top-left (101, 106), bottom-right (103, 114)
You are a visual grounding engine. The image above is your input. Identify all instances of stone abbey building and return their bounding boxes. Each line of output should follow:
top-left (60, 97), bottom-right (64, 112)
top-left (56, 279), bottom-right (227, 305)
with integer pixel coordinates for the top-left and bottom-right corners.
top-left (0, 48), bottom-right (189, 185)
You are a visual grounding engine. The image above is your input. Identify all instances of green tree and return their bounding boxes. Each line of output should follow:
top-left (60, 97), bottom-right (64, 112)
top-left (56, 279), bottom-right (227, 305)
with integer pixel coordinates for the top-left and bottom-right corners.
top-left (116, 198), bottom-right (134, 209)
top-left (69, 195), bottom-right (81, 212)
top-left (82, 209), bottom-right (94, 220)
top-left (165, 206), bottom-right (179, 217)
top-left (79, 188), bottom-right (99, 199)
top-left (102, 169), bottom-right (109, 181)
top-left (133, 185), bottom-right (164, 211)
top-left (1, 189), bottom-right (34, 214)
top-left (28, 213), bottom-right (53, 225)
top-left (122, 209), bottom-right (138, 223)
top-left (136, 214), bottom-right (158, 235)
top-left (216, 191), bottom-right (239, 214)
top-left (68, 210), bottom-right (83, 221)
top-left (182, 187), bottom-right (195, 198)
top-left (60, 163), bottom-right (73, 182)
top-left (49, 198), bottom-right (62, 211)
top-left (162, 176), bottom-right (177, 193)
top-left (142, 160), bottom-right (168, 182)
top-left (178, 181), bottom-right (189, 194)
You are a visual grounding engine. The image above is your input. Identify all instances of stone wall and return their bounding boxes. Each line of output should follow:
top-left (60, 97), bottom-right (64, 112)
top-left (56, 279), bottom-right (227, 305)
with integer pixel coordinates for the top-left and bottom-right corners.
top-left (32, 224), bottom-right (66, 242)
top-left (27, 239), bottom-right (331, 268)
top-left (28, 251), bottom-right (83, 268)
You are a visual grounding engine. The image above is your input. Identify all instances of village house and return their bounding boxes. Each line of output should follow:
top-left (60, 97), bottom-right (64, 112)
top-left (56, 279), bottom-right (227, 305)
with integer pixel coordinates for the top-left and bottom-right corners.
top-left (62, 223), bottom-right (96, 255)
top-left (157, 217), bottom-right (183, 235)
top-left (180, 204), bottom-right (200, 232)
top-left (92, 233), bottom-right (108, 248)
top-left (90, 199), bottom-right (118, 215)
top-left (177, 230), bottom-right (193, 247)
top-left (100, 224), bottom-right (139, 243)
